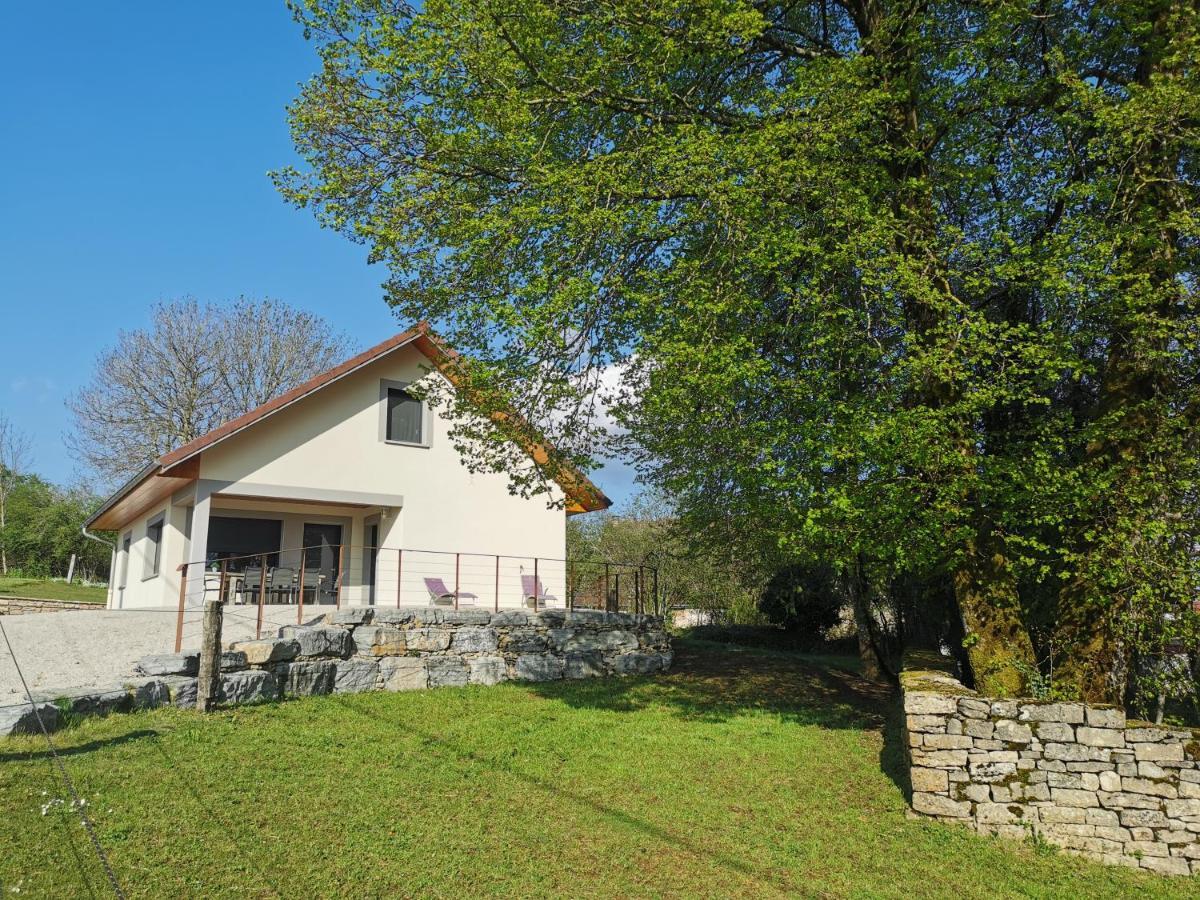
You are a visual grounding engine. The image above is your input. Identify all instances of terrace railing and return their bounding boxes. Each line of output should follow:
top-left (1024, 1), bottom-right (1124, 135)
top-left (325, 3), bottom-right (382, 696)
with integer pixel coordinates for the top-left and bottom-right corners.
top-left (174, 544), bottom-right (658, 651)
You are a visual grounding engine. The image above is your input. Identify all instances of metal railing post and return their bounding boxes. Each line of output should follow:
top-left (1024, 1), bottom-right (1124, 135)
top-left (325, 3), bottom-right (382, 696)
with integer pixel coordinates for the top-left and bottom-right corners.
top-left (397, 548), bottom-right (403, 607)
top-left (297, 551), bottom-right (307, 625)
top-left (336, 543), bottom-right (346, 608)
top-left (256, 553), bottom-right (268, 639)
top-left (533, 557), bottom-right (539, 611)
top-left (604, 562), bottom-right (611, 613)
top-left (494, 555), bottom-right (500, 612)
top-left (568, 560), bottom-right (574, 610)
top-left (653, 567), bottom-right (659, 615)
top-left (174, 563), bottom-right (188, 652)
top-left (454, 552), bottom-right (460, 610)
top-left (614, 572), bottom-right (621, 613)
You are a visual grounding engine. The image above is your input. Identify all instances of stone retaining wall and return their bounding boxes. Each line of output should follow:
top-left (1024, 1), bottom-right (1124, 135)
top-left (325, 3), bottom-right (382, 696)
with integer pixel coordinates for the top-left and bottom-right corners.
top-left (0, 606), bottom-right (672, 737)
top-left (0, 597), bottom-right (102, 615)
top-left (902, 659), bottom-right (1200, 877)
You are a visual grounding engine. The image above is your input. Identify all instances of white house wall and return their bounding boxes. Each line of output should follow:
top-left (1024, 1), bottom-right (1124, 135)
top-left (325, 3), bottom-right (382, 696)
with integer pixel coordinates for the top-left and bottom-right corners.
top-left (110, 344), bottom-right (570, 609)
top-left (109, 501), bottom-right (188, 609)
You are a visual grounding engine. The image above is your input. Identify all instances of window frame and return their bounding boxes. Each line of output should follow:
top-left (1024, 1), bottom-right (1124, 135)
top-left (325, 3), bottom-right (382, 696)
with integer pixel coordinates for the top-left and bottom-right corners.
top-left (118, 531), bottom-right (132, 590)
top-left (142, 513), bottom-right (165, 581)
top-left (378, 379), bottom-right (431, 448)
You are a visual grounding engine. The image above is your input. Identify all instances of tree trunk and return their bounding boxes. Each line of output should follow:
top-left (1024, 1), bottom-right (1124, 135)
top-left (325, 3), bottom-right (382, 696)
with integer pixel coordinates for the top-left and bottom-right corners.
top-left (1054, 1), bottom-right (1188, 704)
top-left (845, 565), bottom-right (887, 682)
top-left (954, 531), bottom-right (1036, 696)
top-left (851, 0), bottom-right (1037, 691)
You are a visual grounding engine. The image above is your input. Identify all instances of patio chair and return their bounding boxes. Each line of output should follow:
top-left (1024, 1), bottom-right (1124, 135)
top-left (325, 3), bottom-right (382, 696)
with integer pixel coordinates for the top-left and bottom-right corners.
top-left (423, 577), bottom-right (479, 607)
top-left (299, 569), bottom-right (323, 605)
top-left (269, 567), bottom-right (296, 604)
top-left (521, 575), bottom-right (559, 609)
top-left (241, 566), bottom-right (265, 605)
top-left (202, 572), bottom-right (225, 603)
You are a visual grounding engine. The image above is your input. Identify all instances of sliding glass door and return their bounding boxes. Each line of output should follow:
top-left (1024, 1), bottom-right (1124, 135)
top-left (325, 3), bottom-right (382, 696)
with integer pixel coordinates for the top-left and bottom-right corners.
top-left (302, 523), bottom-right (343, 605)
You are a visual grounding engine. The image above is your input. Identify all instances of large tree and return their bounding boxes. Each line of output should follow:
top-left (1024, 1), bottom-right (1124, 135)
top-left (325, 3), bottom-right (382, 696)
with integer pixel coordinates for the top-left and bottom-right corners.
top-left (279, 0), bottom-right (1200, 703)
top-left (67, 298), bottom-right (353, 486)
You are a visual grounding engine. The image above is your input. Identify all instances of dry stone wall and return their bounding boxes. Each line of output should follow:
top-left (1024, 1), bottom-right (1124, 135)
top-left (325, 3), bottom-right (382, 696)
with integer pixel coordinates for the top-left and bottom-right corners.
top-left (0, 597), bottom-right (101, 615)
top-left (902, 661), bottom-right (1200, 877)
top-left (0, 607), bottom-right (672, 737)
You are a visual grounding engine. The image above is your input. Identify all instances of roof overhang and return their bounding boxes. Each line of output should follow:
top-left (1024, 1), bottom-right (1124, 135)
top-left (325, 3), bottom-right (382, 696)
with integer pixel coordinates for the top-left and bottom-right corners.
top-left (85, 457), bottom-right (200, 531)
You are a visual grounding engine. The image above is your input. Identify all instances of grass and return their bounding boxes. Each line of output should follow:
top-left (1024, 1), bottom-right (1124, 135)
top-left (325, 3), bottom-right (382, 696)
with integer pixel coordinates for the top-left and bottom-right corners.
top-left (0, 576), bottom-right (107, 604)
top-left (0, 639), bottom-right (1194, 898)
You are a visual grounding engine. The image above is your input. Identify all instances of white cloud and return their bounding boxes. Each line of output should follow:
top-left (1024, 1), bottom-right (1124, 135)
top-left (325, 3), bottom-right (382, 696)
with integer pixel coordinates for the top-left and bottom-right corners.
top-left (9, 375), bottom-right (57, 401)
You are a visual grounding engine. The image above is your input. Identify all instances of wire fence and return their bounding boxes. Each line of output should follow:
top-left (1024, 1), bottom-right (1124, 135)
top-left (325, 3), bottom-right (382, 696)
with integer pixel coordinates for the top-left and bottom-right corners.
top-left (164, 544), bottom-right (657, 650)
top-left (0, 544), bottom-right (661, 897)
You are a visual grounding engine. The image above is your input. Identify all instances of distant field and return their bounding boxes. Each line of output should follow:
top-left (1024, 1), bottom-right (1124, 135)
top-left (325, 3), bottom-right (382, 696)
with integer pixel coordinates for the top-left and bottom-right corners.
top-left (0, 576), bottom-right (107, 604)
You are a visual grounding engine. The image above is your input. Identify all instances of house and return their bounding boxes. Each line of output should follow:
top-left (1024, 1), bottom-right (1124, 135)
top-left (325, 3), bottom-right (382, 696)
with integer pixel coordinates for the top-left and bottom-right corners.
top-left (85, 323), bottom-right (610, 613)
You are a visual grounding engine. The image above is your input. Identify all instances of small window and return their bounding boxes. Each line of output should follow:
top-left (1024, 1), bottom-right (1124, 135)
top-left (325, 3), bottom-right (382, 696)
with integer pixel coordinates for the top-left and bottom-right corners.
top-left (143, 515), bottom-right (164, 579)
top-left (385, 387), bottom-right (423, 444)
top-left (118, 532), bottom-right (132, 590)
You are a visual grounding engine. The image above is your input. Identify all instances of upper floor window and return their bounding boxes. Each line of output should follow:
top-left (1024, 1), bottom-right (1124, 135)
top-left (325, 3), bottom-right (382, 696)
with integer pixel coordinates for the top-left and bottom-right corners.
top-left (385, 387), bottom-right (424, 445)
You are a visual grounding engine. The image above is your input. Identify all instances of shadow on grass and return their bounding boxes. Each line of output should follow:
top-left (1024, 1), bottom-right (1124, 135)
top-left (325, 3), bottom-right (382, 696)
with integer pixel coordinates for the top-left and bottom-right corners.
top-left (318, 641), bottom-right (897, 895)
top-left (328, 692), bottom-right (805, 897)
top-left (528, 637), bottom-right (894, 732)
top-left (144, 732), bottom-right (286, 896)
top-left (880, 699), bottom-right (913, 802)
top-left (0, 728), bottom-right (162, 764)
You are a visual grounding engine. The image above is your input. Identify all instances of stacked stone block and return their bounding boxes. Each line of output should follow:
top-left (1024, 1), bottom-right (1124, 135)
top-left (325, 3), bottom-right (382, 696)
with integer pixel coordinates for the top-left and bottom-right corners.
top-left (1, 607), bottom-right (672, 736)
top-left (903, 665), bottom-right (1200, 876)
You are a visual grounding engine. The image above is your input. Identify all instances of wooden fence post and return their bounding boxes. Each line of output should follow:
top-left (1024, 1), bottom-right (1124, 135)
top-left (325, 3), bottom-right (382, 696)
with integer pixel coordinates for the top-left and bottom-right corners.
top-left (196, 599), bottom-right (223, 713)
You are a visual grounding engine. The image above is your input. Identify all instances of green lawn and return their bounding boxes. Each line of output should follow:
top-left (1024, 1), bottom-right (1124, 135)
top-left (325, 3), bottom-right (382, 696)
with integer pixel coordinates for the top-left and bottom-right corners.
top-left (0, 640), bottom-right (1193, 898)
top-left (0, 576), bottom-right (107, 604)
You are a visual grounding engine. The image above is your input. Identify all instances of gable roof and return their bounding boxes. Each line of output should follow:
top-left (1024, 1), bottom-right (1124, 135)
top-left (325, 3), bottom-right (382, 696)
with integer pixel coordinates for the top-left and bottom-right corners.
top-left (86, 323), bottom-right (611, 528)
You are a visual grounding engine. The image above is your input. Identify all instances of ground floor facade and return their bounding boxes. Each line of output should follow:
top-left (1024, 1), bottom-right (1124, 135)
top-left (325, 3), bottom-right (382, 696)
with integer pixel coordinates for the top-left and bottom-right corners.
top-left (108, 481), bottom-right (568, 613)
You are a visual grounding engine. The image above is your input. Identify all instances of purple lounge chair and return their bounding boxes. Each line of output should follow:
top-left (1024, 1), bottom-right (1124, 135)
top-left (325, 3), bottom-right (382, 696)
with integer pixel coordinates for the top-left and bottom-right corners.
top-left (521, 575), bottom-right (559, 609)
top-left (424, 577), bottom-right (478, 606)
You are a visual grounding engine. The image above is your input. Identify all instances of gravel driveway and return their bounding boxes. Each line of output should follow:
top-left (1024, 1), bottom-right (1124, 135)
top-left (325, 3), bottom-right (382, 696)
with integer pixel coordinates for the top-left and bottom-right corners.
top-left (0, 604), bottom-right (329, 703)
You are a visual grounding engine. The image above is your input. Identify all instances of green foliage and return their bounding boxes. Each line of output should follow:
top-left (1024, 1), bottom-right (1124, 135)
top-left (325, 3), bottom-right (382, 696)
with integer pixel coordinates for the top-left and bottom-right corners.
top-left (0, 467), bottom-right (109, 581)
top-left (757, 563), bottom-right (843, 639)
top-left (566, 490), bottom-right (759, 619)
top-left (279, 0), bottom-right (1200, 707)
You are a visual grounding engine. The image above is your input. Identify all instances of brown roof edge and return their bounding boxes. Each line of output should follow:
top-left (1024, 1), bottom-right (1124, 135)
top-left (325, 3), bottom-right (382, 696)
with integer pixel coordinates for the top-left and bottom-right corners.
top-left (148, 321), bottom-right (609, 514)
top-left (158, 323), bottom-right (430, 471)
top-left (412, 331), bottom-right (612, 514)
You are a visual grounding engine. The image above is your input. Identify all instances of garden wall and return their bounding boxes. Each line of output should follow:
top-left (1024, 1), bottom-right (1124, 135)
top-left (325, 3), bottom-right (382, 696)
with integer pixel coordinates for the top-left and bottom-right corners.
top-left (0, 597), bottom-right (100, 615)
top-left (901, 657), bottom-right (1200, 877)
top-left (0, 607), bottom-right (672, 737)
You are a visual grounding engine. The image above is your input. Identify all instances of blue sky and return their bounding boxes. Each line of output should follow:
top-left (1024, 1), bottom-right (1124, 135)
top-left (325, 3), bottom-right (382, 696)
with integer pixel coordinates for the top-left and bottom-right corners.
top-left (0, 3), bottom-right (636, 507)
